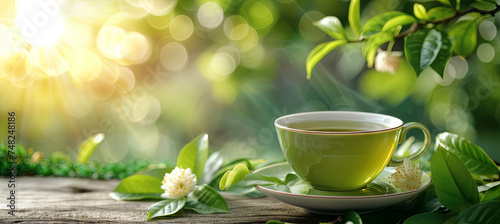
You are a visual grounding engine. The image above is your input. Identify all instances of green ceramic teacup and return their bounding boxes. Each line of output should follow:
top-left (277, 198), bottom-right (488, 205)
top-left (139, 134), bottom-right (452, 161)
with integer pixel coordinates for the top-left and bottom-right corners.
top-left (274, 111), bottom-right (431, 191)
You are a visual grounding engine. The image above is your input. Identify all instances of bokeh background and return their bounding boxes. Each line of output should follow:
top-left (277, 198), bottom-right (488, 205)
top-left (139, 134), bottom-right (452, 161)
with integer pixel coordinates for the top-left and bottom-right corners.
top-left (1, 0), bottom-right (499, 164)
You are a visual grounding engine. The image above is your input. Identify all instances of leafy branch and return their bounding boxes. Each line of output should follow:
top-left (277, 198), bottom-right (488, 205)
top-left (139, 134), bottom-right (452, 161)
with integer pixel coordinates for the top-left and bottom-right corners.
top-left (306, 0), bottom-right (500, 79)
top-left (398, 3), bottom-right (500, 39)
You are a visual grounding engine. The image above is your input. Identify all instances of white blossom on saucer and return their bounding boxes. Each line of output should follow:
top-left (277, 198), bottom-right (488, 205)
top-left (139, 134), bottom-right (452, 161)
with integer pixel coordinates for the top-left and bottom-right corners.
top-left (389, 157), bottom-right (423, 191)
top-left (161, 167), bottom-right (197, 199)
top-left (375, 50), bottom-right (402, 74)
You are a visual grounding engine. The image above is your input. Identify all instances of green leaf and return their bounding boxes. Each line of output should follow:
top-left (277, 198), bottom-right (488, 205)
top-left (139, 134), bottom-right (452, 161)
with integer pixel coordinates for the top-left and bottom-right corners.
top-left (176, 133), bottom-right (209, 182)
top-left (448, 20), bottom-right (478, 57)
top-left (306, 40), bottom-right (347, 79)
top-left (427, 7), bottom-right (455, 21)
top-left (201, 152), bottom-right (224, 184)
top-left (362, 11), bottom-right (406, 36)
top-left (363, 32), bottom-right (394, 68)
top-left (471, 1), bottom-right (497, 10)
top-left (109, 192), bottom-right (163, 201)
top-left (348, 0), bottom-right (361, 36)
top-left (482, 184), bottom-right (500, 202)
top-left (404, 28), bottom-right (442, 75)
top-left (244, 173), bottom-right (285, 186)
top-left (208, 158), bottom-right (263, 189)
top-left (454, 201), bottom-right (500, 224)
top-left (381, 15), bottom-right (417, 33)
top-left (436, 132), bottom-right (499, 178)
top-left (313, 16), bottom-right (346, 40)
top-left (413, 3), bottom-right (428, 20)
top-left (146, 198), bottom-right (186, 220)
top-left (185, 184), bottom-right (229, 214)
top-left (284, 173), bottom-right (310, 195)
top-left (112, 175), bottom-right (163, 194)
top-left (430, 30), bottom-right (452, 77)
top-left (458, 0), bottom-right (479, 11)
top-left (341, 211), bottom-right (362, 224)
top-left (134, 163), bottom-right (173, 179)
top-left (431, 147), bottom-right (479, 211)
top-left (219, 163), bottom-right (250, 191)
top-left (403, 212), bottom-right (448, 224)
top-left (437, 0), bottom-right (451, 6)
top-left (77, 133), bottom-right (105, 164)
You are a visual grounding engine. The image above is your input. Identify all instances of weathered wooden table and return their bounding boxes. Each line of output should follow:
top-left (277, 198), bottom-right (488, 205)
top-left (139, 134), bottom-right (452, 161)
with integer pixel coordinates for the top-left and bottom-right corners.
top-left (0, 177), bottom-right (344, 223)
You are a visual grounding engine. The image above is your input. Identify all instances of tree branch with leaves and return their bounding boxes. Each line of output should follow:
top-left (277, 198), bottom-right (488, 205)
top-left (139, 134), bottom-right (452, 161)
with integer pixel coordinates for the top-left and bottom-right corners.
top-left (306, 0), bottom-right (500, 79)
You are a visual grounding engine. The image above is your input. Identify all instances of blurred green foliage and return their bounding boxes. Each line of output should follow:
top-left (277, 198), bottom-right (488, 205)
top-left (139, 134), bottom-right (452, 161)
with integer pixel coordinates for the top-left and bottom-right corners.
top-left (0, 0), bottom-right (499, 164)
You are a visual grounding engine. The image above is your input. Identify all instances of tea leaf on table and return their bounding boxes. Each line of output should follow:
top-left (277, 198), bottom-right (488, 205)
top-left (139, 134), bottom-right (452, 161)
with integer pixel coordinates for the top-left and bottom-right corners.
top-left (77, 133), bottom-right (105, 164)
top-left (453, 201), bottom-right (500, 224)
top-left (208, 158), bottom-right (265, 190)
top-left (284, 173), bottom-right (310, 195)
top-left (220, 181), bottom-right (265, 198)
top-left (431, 147), bottom-right (479, 211)
top-left (201, 152), bottom-right (224, 184)
top-left (435, 132), bottom-right (499, 178)
top-left (481, 184), bottom-right (500, 202)
top-left (403, 212), bottom-right (448, 224)
top-left (219, 163), bottom-right (250, 191)
top-left (177, 133), bottom-right (209, 182)
top-left (112, 175), bottom-right (163, 194)
top-left (313, 16), bottom-right (346, 40)
top-left (109, 192), bottom-right (163, 201)
top-left (244, 173), bottom-right (285, 186)
top-left (146, 198), bottom-right (186, 220)
top-left (185, 184), bottom-right (229, 214)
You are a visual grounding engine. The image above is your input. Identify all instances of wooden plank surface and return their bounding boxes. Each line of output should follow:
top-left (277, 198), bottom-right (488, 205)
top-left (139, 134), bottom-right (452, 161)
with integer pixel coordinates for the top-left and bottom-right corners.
top-left (0, 177), bottom-right (339, 223)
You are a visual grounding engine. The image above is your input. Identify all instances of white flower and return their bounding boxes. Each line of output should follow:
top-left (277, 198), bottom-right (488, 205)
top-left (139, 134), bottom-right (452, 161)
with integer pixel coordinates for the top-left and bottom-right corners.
top-left (388, 157), bottom-right (423, 191)
top-left (161, 167), bottom-right (197, 199)
top-left (375, 51), bottom-right (402, 74)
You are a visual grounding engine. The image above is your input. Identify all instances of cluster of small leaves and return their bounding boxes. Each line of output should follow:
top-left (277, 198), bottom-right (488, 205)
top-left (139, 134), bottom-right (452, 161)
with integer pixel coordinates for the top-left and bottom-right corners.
top-left (111, 134), bottom-right (267, 221)
top-left (307, 0), bottom-right (500, 79)
top-left (0, 142), bottom-right (152, 179)
top-left (405, 132), bottom-right (500, 223)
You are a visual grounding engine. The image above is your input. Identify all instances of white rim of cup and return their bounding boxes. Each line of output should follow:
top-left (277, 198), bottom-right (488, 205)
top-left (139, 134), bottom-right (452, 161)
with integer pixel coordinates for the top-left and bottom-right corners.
top-left (274, 111), bottom-right (404, 135)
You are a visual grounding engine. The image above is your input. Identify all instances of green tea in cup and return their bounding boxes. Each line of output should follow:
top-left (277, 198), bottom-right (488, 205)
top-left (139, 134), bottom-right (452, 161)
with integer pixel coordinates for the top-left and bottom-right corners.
top-left (274, 111), bottom-right (431, 191)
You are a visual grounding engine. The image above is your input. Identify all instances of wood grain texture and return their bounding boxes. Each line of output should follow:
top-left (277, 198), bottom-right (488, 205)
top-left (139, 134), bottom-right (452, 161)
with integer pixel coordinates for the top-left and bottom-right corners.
top-left (0, 177), bottom-right (339, 223)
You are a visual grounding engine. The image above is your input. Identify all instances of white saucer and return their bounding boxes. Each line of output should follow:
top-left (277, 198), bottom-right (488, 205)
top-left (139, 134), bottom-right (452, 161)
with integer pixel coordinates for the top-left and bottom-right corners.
top-left (253, 162), bottom-right (431, 214)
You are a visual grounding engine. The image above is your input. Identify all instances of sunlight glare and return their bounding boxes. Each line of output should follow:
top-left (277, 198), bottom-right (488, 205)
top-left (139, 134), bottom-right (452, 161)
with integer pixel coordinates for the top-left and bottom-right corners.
top-left (0, 23), bottom-right (12, 56)
top-left (15, 0), bottom-right (65, 46)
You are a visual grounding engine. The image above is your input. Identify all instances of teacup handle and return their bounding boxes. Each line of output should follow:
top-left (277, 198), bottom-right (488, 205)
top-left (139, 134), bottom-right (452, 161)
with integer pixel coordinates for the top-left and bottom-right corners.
top-left (388, 122), bottom-right (431, 166)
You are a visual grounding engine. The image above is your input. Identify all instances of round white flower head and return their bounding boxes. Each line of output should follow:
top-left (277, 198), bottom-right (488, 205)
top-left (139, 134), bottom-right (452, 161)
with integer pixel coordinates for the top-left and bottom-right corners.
top-left (388, 157), bottom-right (423, 192)
top-left (374, 51), bottom-right (402, 74)
top-left (161, 167), bottom-right (197, 199)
